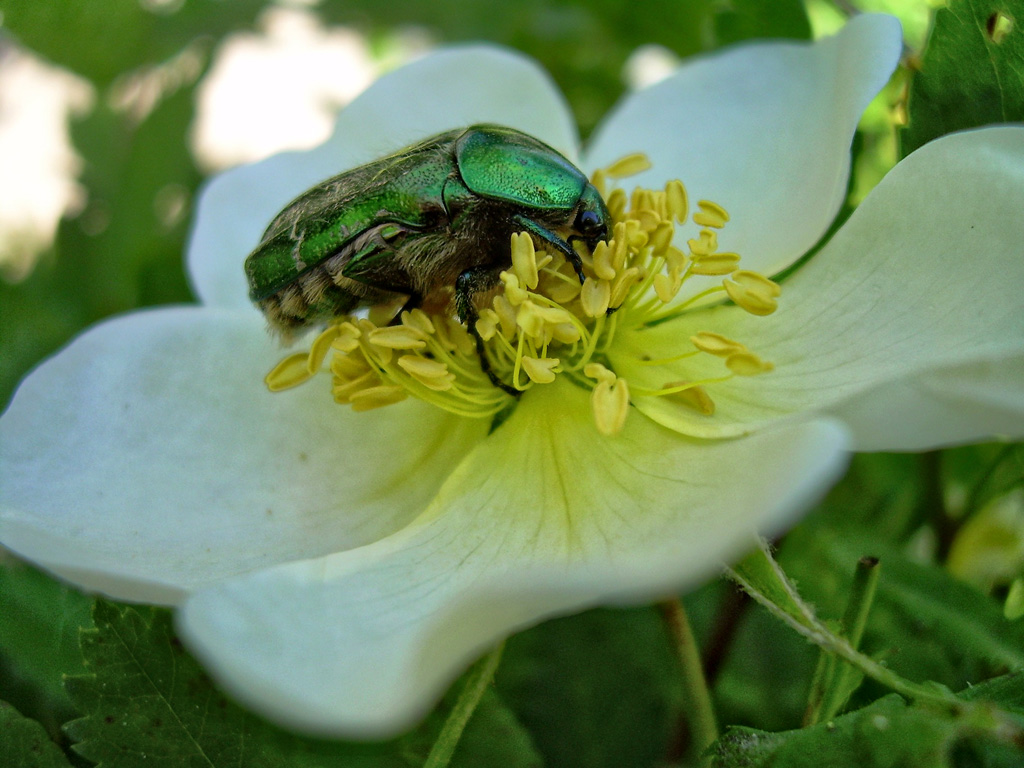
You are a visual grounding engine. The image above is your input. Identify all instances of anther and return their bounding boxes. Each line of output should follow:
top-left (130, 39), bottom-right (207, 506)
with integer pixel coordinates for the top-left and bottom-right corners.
top-left (690, 331), bottom-right (747, 357)
top-left (662, 380), bottom-right (715, 415)
top-left (397, 355), bottom-right (456, 391)
top-left (592, 376), bottom-right (630, 436)
top-left (332, 322), bottom-right (362, 352)
top-left (690, 252), bottom-right (741, 276)
top-left (349, 385), bottom-right (408, 412)
top-left (307, 325), bottom-right (341, 373)
top-left (511, 232), bottom-right (539, 289)
top-left (605, 153), bottom-right (652, 178)
top-left (665, 180), bottom-right (688, 223)
top-left (522, 356), bottom-right (559, 384)
top-left (725, 352), bottom-right (774, 376)
top-left (266, 352), bottom-right (316, 391)
top-left (723, 271), bottom-right (781, 316)
top-left (581, 278), bottom-right (611, 317)
top-left (591, 241), bottom-right (617, 280)
top-left (693, 200), bottom-right (730, 228)
top-left (368, 326), bottom-right (428, 350)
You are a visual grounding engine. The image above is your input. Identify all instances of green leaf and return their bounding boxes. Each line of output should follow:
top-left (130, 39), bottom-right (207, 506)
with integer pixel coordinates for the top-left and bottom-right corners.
top-left (1, 0), bottom-right (265, 87)
top-left (0, 562), bottom-right (93, 731)
top-left (67, 81), bottom-right (199, 316)
top-left (943, 443), bottom-right (1024, 520)
top-left (712, 0), bottom-right (812, 46)
top-left (780, 524), bottom-right (1024, 697)
top-left (901, 0), bottom-right (1024, 157)
top-left (404, 688), bottom-right (542, 768)
top-left (496, 606), bottom-right (683, 768)
top-left (63, 600), bottom-right (538, 768)
top-left (0, 700), bottom-right (75, 768)
top-left (710, 588), bottom-right (818, 732)
top-left (710, 690), bottom-right (1024, 768)
top-left (961, 670), bottom-right (1024, 711)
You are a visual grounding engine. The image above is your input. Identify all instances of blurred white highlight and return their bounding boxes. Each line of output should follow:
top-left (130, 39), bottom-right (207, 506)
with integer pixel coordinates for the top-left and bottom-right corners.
top-left (190, 7), bottom-right (382, 172)
top-left (0, 44), bottom-right (92, 282)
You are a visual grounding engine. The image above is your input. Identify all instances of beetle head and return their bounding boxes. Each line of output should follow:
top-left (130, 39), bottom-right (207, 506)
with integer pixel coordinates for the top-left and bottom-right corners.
top-left (571, 183), bottom-right (611, 251)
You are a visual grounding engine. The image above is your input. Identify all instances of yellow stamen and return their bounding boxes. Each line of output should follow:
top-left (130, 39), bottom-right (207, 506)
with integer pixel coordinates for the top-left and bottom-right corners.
top-left (663, 381), bottom-right (716, 415)
top-left (724, 271), bottom-right (781, 316)
top-left (501, 271), bottom-right (529, 305)
top-left (632, 209), bottom-right (661, 232)
top-left (403, 308), bottom-right (436, 335)
top-left (591, 376), bottom-right (630, 436)
top-left (522, 356), bottom-right (559, 384)
top-left (581, 277), bottom-right (611, 317)
top-left (604, 152), bottom-right (652, 178)
top-left (349, 385), bottom-right (408, 412)
top-left (475, 309), bottom-right (500, 341)
top-left (609, 267), bottom-right (642, 309)
top-left (725, 352), bottom-right (774, 376)
top-left (397, 355), bottom-right (456, 391)
top-left (332, 370), bottom-right (380, 402)
top-left (368, 326), bottom-right (427, 350)
top-left (653, 270), bottom-right (682, 303)
top-left (591, 241), bottom-right (617, 280)
top-left (649, 221), bottom-right (674, 254)
top-left (688, 229), bottom-right (718, 256)
top-left (266, 352), bottom-right (316, 391)
top-left (265, 159), bottom-right (780, 436)
top-left (665, 179), bottom-right (688, 223)
top-left (305, 325), bottom-right (340, 373)
top-left (692, 200), bottom-right (730, 228)
top-left (606, 188), bottom-right (627, 221)
top-left (332, 321), bottom-right (362, 352)
top-left (511, 232), bottom-right (539, 289)
top-left (331, 351), bottom-right (372, 380)
top-left (664, 245), bottom-right (688, 273)
top-left (690, 252), bottom-right (741, 276)
top-left (690, 331), bottom-right (747, 357)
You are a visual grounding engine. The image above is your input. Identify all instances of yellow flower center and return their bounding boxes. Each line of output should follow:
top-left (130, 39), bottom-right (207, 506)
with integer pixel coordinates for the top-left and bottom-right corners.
top-left (265, 156), bottom-right (779, 435)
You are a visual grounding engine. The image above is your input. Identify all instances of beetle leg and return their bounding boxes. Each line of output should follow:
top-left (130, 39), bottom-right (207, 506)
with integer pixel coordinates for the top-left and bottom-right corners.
top-left (511, 214), bottom-right (585, 284)
top-left (456, 267), bottom-right (519, 396)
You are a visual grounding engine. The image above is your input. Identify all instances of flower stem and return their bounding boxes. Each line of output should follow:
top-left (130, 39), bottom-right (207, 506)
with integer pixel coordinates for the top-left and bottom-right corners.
top-left (423, 641), bottom-right (505, 768)
top-left (658, 597), bottom-right (719, 759)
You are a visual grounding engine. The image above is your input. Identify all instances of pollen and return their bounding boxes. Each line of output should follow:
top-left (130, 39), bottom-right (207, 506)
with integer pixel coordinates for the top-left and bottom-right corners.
top-left (264, 156), bottom-right (780, 435)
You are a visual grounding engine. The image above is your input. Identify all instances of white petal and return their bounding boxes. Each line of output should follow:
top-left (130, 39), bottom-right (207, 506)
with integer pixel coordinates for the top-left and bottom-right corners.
top-left (179, 381), bottom-right (848, 736)
top-left (614, 127), bottom-right (1024, 446)
top-left (0, 307), bottom-right (486, 603)
top-left (827, 354), bottom-right (1024, 451)
top-left (187, 46), bottom-right (577, 310)
top-left (586, 14), bottom-right (902, 279)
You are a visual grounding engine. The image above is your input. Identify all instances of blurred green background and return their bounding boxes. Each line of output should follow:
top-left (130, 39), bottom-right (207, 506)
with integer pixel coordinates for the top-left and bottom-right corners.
top-left (2, 2), bottom-right (1024, 767)
top-left (0, 0), bottom-right (940, 409)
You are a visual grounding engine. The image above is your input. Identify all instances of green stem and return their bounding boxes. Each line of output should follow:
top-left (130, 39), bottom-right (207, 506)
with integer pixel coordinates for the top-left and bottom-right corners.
top-left (823, 555), bottom-right (880, 716)
top-left (730, 540), bottom-right (1024, 751)
top-left (423, 641), bottom-right (505, 768)
top-left (805, 555), bottom-right (881, 725)
top-left (727, 544), bottom-right (957, 710)
top-left (658, 597), bottom-right (719, 759)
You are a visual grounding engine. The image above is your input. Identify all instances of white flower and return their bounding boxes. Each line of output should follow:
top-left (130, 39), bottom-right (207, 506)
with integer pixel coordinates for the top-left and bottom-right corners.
top-left (2, 14), bottom-right (1023, 737)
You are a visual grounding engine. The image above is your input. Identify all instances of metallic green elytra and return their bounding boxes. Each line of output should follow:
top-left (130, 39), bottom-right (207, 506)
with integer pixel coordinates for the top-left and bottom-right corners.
top-left (244, 124), bottom-right (610, 335)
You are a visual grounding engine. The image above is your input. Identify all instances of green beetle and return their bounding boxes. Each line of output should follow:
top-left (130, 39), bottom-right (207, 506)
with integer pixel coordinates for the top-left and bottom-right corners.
top-left (245, 124), bottom-right (610, 335)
